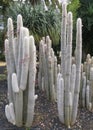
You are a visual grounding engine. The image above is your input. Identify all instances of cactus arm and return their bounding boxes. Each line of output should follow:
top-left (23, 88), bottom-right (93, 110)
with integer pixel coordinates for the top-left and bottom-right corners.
top-left (82, 75), bottom-right (86, 107)
top-left (17, 14), bottom-right (23, 66)
top-left (26, 36), bottom-right (36, 127)
top-left (70, 64), bottom-right (76, 102)
top-left (61, 3), bottom-right (67, 79)
top-left (69, 92), bottom-right (72, 127)
top-left (71, 18), bottom-right (82, 125)
top-left (12, 73), bottom-right (23, 127)
top-left (9, 103), bottom-right (16, 125)
top-left (69, 64), bottom-right (76, 124)
top-left (7, 18), bottom-right (15, 73)
top-left (5, 103), bottom-right (15, 125)
top-left (38, 40), bottom-right (43, 90)
top-left (17, 27), bottom-right (29, 85)
top-left (54, 56), bottom-right (57, 100)
top-left (13, 38), bottom-right (18, 71)
top-left (12, 73), bottom-right (19, 93)
top-left (5, 39), bottom-right (13, 103)
top-left (5, 105), bottom-right (13, 124)
top-left (86, 83), bottom-right (90, 110)
top-left (57, 73), bottom-right (64, 124)
top-left (48, 56), bottom-right (55, 101)
top-left (64, 12), bottom-right (73, 127)
top-left (20, 37), bottom-right (29, 90)
top-left (90, 67), bottom-right (93, 108)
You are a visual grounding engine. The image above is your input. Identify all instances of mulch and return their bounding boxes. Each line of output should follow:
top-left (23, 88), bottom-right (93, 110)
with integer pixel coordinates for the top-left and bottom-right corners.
top-left (0, 66), bottom-right (93, 130)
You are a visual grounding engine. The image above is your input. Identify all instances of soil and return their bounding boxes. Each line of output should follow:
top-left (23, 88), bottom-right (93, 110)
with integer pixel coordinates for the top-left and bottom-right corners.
top-left (0, 66), bottom-right (93, 130)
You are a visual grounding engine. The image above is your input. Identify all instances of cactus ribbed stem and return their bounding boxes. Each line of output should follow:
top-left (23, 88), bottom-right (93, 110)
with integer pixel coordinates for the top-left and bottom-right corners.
top-left (57, 73), bottom-right (64, 123)
top-left (26, 36), bottom-right (36, 127)
top-left (61, 3), bottom-right (67, 79)
top-left (71, 18), bottom-right (82, 125)
top-left (82, 75), bottom-right (86, 107)
top-left (64, 12), bottom-right (73, 127)
top-left (20, 37), bottom-right (29, 91)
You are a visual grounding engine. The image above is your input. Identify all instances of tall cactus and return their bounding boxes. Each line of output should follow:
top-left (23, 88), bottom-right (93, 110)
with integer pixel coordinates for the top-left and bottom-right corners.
top-left (57, 3), bottom-right (82, 128)
top-left (5, 14), bottom-right (37, 127)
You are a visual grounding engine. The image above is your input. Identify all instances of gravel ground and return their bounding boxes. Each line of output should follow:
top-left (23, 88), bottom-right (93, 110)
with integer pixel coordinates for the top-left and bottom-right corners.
top-left (0, 66), bottom-right (93, 130)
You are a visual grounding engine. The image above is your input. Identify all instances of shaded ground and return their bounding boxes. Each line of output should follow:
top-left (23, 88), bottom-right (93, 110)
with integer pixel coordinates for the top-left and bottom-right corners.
top-left (0, 66), bottom-right (93, 130)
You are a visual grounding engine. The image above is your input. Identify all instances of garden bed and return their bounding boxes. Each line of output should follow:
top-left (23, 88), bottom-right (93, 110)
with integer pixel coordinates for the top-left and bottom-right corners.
top-left (0, 65), bottom-right (93, 130)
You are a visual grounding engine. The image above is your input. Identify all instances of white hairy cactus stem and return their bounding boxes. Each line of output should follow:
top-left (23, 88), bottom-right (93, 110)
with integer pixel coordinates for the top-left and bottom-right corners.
top-left (7, 18), bottom-right (15, 73)
top-left (12, 73), bottom-right (19, 93)
top-left (69, 64), bottom-right (76, 125)
top-left (54, 56), bottom-right (57, 100)
top-left (48, 56), bottom-right (55, 101)
top-left (71, 18), bottom-right (82, 125)
top-left (26, 36), bottom-right (36, 127)
top-left (5, 103), bottom-right (16, 125)
top-left (17, 27), bottom-right (29, 85)
top-left (5, 39), bottom-right (13, 103)
top-left (61, 2), bottom-right (67, 79)
top-left (9, 103), bottom-right (16, 125)
top-left (64, 11), bottom-right (73, 127)
top-left (90, 67), bottom-right (93, 108)
top-left (20, 36), bottom-right (29, 90)
top-left (82, 75), bottom-right (86, 107)
top-left (86, 83), bottom-right (90, 110)
top-left (57, 73), bottom-right (64, 124)
top-left (7, 18), bottom-right (15, 104)
top-left (13, 38), bottom-right (18, 71)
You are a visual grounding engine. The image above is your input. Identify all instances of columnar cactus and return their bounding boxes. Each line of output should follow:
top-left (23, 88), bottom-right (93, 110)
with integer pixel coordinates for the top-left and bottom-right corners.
top-left (57, 3), bottom-right (82, 128)
top-left (80, 54), bottom-right (93, 111)
top-left (38, 36), bottom-right (58, 101)
top-left (5, 14), bottom-right (37, 127)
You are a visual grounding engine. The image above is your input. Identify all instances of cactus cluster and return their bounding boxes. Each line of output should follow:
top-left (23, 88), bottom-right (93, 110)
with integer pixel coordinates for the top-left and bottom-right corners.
top-left (57, 3), bottom-right (82, 128)
top-left (5, 14), bottom-right (37, 127)
top-left (5, 2), bottom-right (93, 129)
top-left (38, 36), bottom-right (58, 101)
top-left (80, 54), bottom-right (93, 111)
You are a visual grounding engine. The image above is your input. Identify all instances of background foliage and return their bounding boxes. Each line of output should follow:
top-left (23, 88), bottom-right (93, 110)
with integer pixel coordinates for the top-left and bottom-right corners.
top-left (2, 0), bottom-right (93, 61)
top-left (78, 0), bottom-right (93, 59)
top-left (5, 2), bottom-right (61, 49)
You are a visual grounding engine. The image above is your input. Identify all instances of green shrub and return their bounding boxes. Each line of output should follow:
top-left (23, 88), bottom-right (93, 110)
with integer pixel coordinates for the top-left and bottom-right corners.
top-left (78, 0), bottom-right (93, 57)
top-left (6, 3), bottom-right (61, 46)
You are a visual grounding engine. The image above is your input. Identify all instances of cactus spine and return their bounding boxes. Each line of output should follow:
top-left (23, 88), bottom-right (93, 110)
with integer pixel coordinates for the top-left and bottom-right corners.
top-left (5, 14), bottom-right (36, 127)
top-left (57, 3), bottom-right (82, 128)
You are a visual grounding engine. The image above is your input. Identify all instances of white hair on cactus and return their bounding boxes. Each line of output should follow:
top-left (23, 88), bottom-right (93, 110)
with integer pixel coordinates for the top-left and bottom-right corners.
top-left (12, 73), bottom-right (19, 93)
top-left (9, 103), bottom-right (16, 125)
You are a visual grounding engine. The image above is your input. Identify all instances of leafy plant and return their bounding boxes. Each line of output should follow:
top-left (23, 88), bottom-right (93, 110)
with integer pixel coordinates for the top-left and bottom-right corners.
top-left (6, 2), bottom-right (61, 46)
top-left (78, 0), bottom-right (93, 57)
